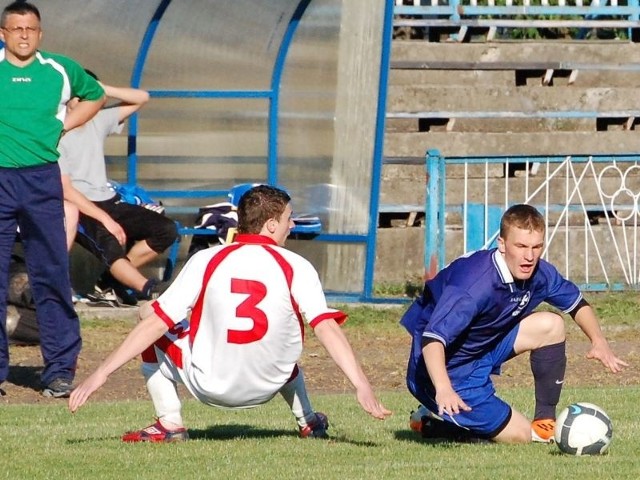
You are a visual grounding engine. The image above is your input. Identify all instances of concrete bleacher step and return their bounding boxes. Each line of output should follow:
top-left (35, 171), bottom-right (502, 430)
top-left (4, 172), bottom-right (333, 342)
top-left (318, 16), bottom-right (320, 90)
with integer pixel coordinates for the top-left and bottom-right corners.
top-left (389, 67), bottom-right (640, 89)
top-left (386, 85), bottom-right (640, 119)
top-left (380, 163), bottom-right (425, 209)
top-left (392, 40), bottom-right (640, 64)
top-left (386, 117), bottom-right (600, 134)
top-left (384, 131), bottom-right (640, 158)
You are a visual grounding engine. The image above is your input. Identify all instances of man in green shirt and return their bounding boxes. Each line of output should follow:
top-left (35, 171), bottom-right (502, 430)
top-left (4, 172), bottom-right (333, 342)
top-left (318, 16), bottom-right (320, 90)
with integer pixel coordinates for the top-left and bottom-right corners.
top-left (0, 1), bottom-right (105, 397)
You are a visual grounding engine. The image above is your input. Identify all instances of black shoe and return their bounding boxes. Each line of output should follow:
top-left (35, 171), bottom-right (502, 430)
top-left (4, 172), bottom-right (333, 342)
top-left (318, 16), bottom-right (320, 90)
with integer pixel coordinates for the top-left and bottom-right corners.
top-left (111, 283), bottom-right (138, 306)
top-left (299, 412), bottom-right (329, 439)
top-left (96, 273), bottom-right (138, 306)
top-left (42, 378), bottom-right (73, 398)
top-left (85, 287), bottom-right (120, 308)
top-left (410, 405), bottom-right (479, 442)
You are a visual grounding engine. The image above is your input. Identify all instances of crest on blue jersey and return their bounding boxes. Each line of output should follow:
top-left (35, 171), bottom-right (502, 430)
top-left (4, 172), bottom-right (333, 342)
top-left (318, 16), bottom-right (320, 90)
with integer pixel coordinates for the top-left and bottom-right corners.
top-left (511, 291), bottom-right (531, 317)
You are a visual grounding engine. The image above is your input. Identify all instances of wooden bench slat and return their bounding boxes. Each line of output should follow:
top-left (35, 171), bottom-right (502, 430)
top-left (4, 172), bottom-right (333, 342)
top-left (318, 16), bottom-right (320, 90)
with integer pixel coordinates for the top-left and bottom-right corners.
top-left (387, 111), bottom-right (640, 119)
top-left (394, 19), bottom-right (640, 29)
top-left (390, 61), bottom-right (640, 72)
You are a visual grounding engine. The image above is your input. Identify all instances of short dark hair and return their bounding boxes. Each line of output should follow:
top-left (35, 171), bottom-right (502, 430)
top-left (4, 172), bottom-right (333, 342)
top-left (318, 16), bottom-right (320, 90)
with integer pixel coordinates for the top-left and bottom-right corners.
top-left (237, 185), bottom-right (291, 234)
top-left (1, 2), bottom-right (40, 27)
top-left (500, 204), bottom-right (545, 239)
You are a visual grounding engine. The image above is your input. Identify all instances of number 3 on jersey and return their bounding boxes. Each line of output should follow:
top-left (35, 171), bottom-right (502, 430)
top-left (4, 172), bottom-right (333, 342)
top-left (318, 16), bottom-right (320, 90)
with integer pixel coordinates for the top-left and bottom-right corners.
top-left (228, 278), bottom-right (268, 344)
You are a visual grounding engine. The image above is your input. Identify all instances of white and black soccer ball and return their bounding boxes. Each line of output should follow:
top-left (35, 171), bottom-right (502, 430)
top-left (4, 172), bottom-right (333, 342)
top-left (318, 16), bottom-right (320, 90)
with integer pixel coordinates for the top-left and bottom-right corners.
top-left (554, 402), bottom-right (613, 456)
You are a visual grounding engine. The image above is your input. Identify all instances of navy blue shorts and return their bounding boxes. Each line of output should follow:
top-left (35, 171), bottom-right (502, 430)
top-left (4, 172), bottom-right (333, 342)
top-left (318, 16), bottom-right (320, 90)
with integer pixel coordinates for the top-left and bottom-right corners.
top-left (416, 324), bottom-right (519, 437)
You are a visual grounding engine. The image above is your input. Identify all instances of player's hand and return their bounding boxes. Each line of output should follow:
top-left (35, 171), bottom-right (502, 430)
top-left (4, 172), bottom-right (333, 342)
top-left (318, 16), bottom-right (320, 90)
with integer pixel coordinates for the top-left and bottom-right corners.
top-left (434, 387), bottom-right (471, 416)
top-left (586, 340), bottom-right (629, 373)
top-left (68, 371), bottom-right (108, 413)
top-left (103, 218), bottom-right (127, 245)
top-left (355, 386), bottom-right (392, 420)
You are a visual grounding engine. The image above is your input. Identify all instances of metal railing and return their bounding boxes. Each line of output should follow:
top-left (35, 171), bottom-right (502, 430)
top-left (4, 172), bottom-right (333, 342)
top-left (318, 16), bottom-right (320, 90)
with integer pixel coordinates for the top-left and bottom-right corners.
top-left (425, 149), bottom-right (640, 290)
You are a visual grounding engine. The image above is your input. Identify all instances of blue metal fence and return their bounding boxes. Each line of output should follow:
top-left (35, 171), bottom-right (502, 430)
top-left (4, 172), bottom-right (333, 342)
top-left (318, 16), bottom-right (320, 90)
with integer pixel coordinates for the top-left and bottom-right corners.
top-left (425, 149), bottom-right (640, 291)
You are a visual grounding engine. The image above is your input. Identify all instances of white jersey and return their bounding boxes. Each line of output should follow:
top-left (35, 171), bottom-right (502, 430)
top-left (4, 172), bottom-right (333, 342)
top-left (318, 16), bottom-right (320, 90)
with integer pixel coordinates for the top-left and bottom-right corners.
top-left (152, 233), bottom-right (345, 409)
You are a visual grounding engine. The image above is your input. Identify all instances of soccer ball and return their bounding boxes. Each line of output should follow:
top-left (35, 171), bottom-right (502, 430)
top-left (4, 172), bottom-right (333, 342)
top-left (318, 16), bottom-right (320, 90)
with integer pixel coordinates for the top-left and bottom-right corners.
top-left (554, 402), bottom-right (613, 455)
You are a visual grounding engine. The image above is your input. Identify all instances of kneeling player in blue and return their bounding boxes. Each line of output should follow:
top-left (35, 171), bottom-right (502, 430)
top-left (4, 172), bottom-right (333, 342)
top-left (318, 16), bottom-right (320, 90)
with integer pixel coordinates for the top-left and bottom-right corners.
top-left (402, 204), bottom-right (627, 443)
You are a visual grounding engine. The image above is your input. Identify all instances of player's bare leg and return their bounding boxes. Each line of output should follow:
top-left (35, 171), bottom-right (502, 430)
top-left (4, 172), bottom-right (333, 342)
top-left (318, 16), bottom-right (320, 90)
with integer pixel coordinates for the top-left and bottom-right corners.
top-left (109, 257), bottom-right (149, 292)
top-left (514, 311), bottom-right (565, 354)
top-left (126, 239), bottom-right (158, 268)
top-left (63, 200), bottom-right (79, 251)
top-left (491, 408), bottom-right (533, 444)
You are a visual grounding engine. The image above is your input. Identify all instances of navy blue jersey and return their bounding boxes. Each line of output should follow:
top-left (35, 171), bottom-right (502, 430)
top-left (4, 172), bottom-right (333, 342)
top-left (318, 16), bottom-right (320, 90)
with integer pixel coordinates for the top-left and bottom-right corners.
top-left (402, 249), bottom-right (582, 371)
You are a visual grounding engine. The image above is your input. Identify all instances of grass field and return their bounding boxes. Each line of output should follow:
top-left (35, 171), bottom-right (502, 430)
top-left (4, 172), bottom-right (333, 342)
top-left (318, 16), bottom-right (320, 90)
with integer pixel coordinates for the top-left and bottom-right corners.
top-left (0, 388), bottom-right (638, 479)
top-left (1, 294), bottom-right (638, 479)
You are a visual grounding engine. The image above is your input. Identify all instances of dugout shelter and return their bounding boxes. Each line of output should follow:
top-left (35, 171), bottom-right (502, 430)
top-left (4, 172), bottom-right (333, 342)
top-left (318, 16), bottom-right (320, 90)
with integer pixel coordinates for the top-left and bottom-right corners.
top-left (7, 0), bottom-right (395, 302)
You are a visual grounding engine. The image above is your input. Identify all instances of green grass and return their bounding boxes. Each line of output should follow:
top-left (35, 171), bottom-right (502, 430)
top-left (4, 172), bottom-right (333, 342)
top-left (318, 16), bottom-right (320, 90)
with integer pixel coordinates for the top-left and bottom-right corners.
top-left (2, 297), bottom-right (638, 479)
top-left (0, 388), bottom-right (638, 480)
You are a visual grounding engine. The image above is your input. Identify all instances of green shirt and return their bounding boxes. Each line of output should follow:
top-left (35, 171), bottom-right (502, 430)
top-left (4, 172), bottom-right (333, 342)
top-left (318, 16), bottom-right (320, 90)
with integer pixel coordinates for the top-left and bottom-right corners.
top-left (0, 49), bottom-right (104, 168)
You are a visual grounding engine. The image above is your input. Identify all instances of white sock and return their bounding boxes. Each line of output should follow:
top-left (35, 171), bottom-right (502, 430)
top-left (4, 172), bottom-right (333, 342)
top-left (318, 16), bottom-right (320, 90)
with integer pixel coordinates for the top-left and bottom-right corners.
top-left (142, 362), bottom-right (184, 428)
top-left (279, 367), bottom-right (316, 427)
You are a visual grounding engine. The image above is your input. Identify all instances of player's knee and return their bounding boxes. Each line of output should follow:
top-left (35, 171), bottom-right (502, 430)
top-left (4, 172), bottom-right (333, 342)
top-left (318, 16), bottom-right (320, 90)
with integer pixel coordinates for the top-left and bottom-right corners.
top-left (100, 240), bottom-right (128, 266)
top-left (523, 311), bottom-right (565, 344)
top-left (148, 220), bottom-right (178, 253)
top-left (537, 311), bottom-right (565, 343)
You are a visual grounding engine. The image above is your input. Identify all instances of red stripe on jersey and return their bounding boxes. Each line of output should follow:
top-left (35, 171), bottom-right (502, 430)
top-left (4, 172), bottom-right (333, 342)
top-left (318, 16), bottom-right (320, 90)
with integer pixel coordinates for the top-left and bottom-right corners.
top-left (152, 300), bottom-right (176, 329)
top-left (262, 245), bottom-right (305, 342)
top-left (155, 335), bottom-right (184, 369)
top-left (309, 311), bottom-right (348, 329)
top-left (235, 233), bottom-right (278, 246)
top-left (141, 345), bottom-right (157, 363)
top-left (189, 243), bottom-right (244, 346)
top-left (144, 323), bottom-right (188, 366)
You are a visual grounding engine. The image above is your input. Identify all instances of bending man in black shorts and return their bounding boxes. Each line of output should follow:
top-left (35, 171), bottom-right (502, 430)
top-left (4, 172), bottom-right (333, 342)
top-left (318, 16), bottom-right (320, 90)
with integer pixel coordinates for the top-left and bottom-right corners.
top-left (60, 76), bottom-right (177, 305)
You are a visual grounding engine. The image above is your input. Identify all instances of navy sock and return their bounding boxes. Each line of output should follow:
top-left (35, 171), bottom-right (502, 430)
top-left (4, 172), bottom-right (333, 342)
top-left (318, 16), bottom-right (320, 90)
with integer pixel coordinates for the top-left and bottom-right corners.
top-left (530, 341), bottom-right (566, 420)
top-left (141, 278), bottom-right (157, 297)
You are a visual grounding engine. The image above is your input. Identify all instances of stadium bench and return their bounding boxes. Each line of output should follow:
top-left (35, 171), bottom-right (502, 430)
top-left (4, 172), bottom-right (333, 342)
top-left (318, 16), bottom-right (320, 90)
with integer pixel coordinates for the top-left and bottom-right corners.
top-left (378, 203), bottom-right (425, 228)
top-left (386, 110), bottom-right (640, 134)
top-left (390, 61), bottom-right (640, 86)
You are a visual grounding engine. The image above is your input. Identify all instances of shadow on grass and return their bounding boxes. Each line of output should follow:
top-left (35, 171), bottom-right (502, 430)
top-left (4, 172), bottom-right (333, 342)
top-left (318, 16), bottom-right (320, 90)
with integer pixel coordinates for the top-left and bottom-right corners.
top-left (190, 424), bottom-right (380, 446)
top-left (67, 424), bottom-right (381, 446)
top-left (394, 430), bottom-right (491, 447)
top-left (7, 365), bottom-right (42, 392)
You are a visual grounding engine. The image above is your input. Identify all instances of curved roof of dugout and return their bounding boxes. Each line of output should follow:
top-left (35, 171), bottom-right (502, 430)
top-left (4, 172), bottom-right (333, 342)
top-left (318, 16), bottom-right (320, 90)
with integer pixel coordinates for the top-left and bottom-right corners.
top-left (34, 0), bottom-right (324, 186)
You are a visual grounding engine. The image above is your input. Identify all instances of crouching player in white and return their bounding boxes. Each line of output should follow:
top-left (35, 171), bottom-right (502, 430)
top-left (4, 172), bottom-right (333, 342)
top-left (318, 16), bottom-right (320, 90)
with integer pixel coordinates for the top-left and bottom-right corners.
top-left (69, 185), bottom-right (391, 442)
